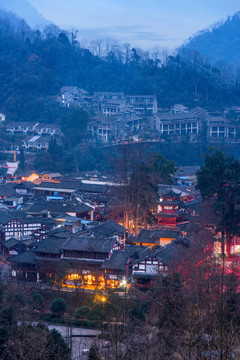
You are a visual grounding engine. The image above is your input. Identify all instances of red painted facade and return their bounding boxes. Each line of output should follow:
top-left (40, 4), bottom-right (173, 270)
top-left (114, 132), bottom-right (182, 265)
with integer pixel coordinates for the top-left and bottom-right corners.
top-left (155, 191), bottom-right (189, 227)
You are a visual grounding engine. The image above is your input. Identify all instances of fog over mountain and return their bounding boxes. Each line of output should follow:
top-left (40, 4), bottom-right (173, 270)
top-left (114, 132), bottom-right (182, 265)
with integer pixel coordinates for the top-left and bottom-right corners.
top-left (181, 12), bottom-right (240, 71)
top-left (0, 0), bottom-right (51, 27)
top-left (27, 0), bottom-right (240, 49)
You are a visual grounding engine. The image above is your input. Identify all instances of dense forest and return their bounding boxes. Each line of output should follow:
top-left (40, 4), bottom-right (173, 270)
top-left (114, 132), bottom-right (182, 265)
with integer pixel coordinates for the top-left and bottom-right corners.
top-left (181, 12), bottom-right (240, 73)
top-left (1, 9), bottom-right (240, 123)
top-left (1, 10), bottom-right (240, 171)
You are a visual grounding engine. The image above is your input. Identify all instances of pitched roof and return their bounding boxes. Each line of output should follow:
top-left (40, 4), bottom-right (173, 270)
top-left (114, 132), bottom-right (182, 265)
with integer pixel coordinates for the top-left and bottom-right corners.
top-left (27, 200), bottom-right (93, 215)
top-left (0, 183), bottom-right (16, 197)
top-left (62, 234), bottom-right (117, 253)
top-left (90, 220), bottom-right (126, 237)
top-left (154, 239), bottom-right (190, 264)
top-left (47, 228), bottom-right (71, 238)
top-left (33, 180), bottom-right (81, 192)
top-left (101, 250), bottom-right (130, 271)
top-left (8, 250), bottom-right (37, 265)
top-left (15, 181), bottom-right (35, 189)
top-left (162, 189), bottom-right (181, 198)
top-left (131, 238), bottom-right (190, 266)
top-left (78, 182), bottom-right (107, 193)
top-left (0, 210), bottom-right (14, 224)
top-left (2, 237), bottom-right (19, 248)
top-left (101, 245), bottom-right (143, 271)
top-left (34, 236), bottom-right (68, 254)
top-left (137, 229), bottom-right (180, 244)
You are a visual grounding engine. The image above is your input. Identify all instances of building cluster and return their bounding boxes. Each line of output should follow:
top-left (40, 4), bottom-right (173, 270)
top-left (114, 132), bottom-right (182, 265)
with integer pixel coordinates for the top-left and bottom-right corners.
top-left (0, 168), bottom-right (204, 290)
top-left (58, 87), bottom-right (158, 116)
top-left (0, 167), bottom-right (238, 290)
top-left (1, 87), bottom-right (240, 152)
top-left (3, 121), bottom-right (63, 150)
top-left (58, 87), bottom-right (240, 144)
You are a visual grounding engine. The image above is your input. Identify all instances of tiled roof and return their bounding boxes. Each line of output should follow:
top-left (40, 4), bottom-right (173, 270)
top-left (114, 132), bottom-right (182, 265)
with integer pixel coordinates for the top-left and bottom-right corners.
top-left (78, 183), bottom-right (107, 193)
top-left (0, 183), bottom-right (16, 197)
top-left (137, 229), bottom-right (179, 243)
top-left (62, 234), bottom-right (117, 253)
top-left (101, 250), bottom-right (130, 270)
top-left (33, 180), bottom-right (81, 191)
top-left (34, 236), bottom-right (68, 254)
top-left (8, 250), bottom-right (37, 265)
top-left (27, 200), bottom-right (93, 215)
top-left (101, 246), bottom-right (143, 271)
top-left (2, 237), bottom-right (19, 248)
top-left (131, 238), bottom-right (190, 267)
top-left (0, 210), bottom-right (14, 224)
top-left (14, 181), bottom-right (35, 189)
top-left (90, 220), bottom-right (126, 237)
top-left (154, 239), bottom-right (190, 264)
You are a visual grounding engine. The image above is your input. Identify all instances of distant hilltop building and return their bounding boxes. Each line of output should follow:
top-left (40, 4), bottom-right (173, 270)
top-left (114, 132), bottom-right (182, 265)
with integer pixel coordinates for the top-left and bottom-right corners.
top-left (59, 86), bottom-right (90, 108)
top-left (57, 87), bottom-right (158, 115)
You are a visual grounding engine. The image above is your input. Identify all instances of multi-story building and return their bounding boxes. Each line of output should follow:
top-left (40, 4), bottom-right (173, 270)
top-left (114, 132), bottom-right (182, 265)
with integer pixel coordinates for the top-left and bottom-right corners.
top-left (207, 116), bottom-right (237, 140)
top-left (0, 210), bottom-right (54, 242)
top-left (156, 113), bottom-right (201, 136)
top-left (60, 86), bottom-right (89, 108)
top-left (88, 111), bottom-right (142, 142)
top-left (6, 122), bottom-right (62, 136)
top-left (23, 135), bottom-right (52, 150)
top-left (126, 95), bottom-right (158, 115)
top-left (155, 190), bottom-right (189, 227)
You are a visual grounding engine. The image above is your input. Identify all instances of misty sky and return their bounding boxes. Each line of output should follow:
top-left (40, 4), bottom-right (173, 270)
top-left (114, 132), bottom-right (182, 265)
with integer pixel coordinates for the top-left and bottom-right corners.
top-left (28, 0), bottom-right (240, 49)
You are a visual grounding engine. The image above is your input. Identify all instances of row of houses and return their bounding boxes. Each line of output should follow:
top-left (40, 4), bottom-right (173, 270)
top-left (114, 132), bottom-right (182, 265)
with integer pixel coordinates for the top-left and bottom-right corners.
top-left (3, 169), bottom-right (239, 290)
top-left (1, 171), bottom-right (239, 292)
top-left (4, 111), bottom-right (238, 149)
top-left (0, 168), bottom-right (199, 289)
top-left (59, 87), bottom-right (158, 115)
top-left (7, 219), bottom-right (191, 289)
top-left (89, 106), bottom-right (240, 143)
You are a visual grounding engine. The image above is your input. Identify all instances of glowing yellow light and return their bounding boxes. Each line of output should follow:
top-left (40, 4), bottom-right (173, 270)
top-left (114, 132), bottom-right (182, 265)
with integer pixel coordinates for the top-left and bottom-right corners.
top-left (68, 273), bottom-right (80, 280)
top-left (101, 296), bottom-right (106, 302)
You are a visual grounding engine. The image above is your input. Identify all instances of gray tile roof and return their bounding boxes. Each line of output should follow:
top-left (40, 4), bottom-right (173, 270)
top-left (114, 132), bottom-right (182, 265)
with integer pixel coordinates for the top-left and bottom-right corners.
top-left (14, 182), bottom-right (35, 189)
top-left (101, 245), bottom-right (144, 271)
top-left (0, 183), bottom-right (16, 197)
top-left (33, 180), bottom-right (81, 192)
top-left (101, 250), bottom-right (130, 271)
top-left (8, 250), bottom-right (37, 265)
top-left (34, 236), bottom-right (68, 254)
top-left (27, 200), bottom-right (93, 215)
top-left (0, 210), bottom-right (14, 224)
top-left (131, 238), bottom-right (190, 266)
top-left (90, 220), bottom-right (126, 237)
top-left (62, 234), bottom-right (117, 253)
top-left (137, 229), bottom-right (180, 244)
top-left (78, 183), bottom-right (107, 193)
top-left (2, 237), bottom-right (19, 248)
top-left (154, 239), bottom-right (190, 264)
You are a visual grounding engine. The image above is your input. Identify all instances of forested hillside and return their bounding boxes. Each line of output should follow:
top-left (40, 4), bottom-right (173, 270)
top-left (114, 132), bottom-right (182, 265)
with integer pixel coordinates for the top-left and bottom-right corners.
top-left (1, 9), bottom-right (240, 126)
top-left (2, 10), bottom-right (240, 171)
top-left (181, 12), bottom-right (240, 72)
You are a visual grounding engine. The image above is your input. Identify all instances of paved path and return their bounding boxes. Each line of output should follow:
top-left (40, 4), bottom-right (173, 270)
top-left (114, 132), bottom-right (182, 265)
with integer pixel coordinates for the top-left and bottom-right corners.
top-left (48, 324), bottom-right (101, 360)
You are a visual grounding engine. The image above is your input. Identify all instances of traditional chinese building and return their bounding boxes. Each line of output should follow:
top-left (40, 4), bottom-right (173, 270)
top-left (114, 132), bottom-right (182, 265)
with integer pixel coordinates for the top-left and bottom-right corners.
top-left (155, 190), bottom-right (189, 227)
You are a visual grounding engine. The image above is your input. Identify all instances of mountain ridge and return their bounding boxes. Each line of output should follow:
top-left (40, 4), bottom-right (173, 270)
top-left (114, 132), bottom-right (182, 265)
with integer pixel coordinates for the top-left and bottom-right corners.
top-left (0, 0), bottom-right (51, 27)
top-left (180, 11), bottom-right (240, 71)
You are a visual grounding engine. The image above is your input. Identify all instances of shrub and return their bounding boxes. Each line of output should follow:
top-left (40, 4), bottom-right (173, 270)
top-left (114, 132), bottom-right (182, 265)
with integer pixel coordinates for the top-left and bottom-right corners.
top-left (75, 306), bottom-right (90, 319)
top-left (29, 293), bottom-right (44, 311)
top-left (50, 298), bottom-right (66, 317)
top-left (87, 306), bottom-right (104, 321)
